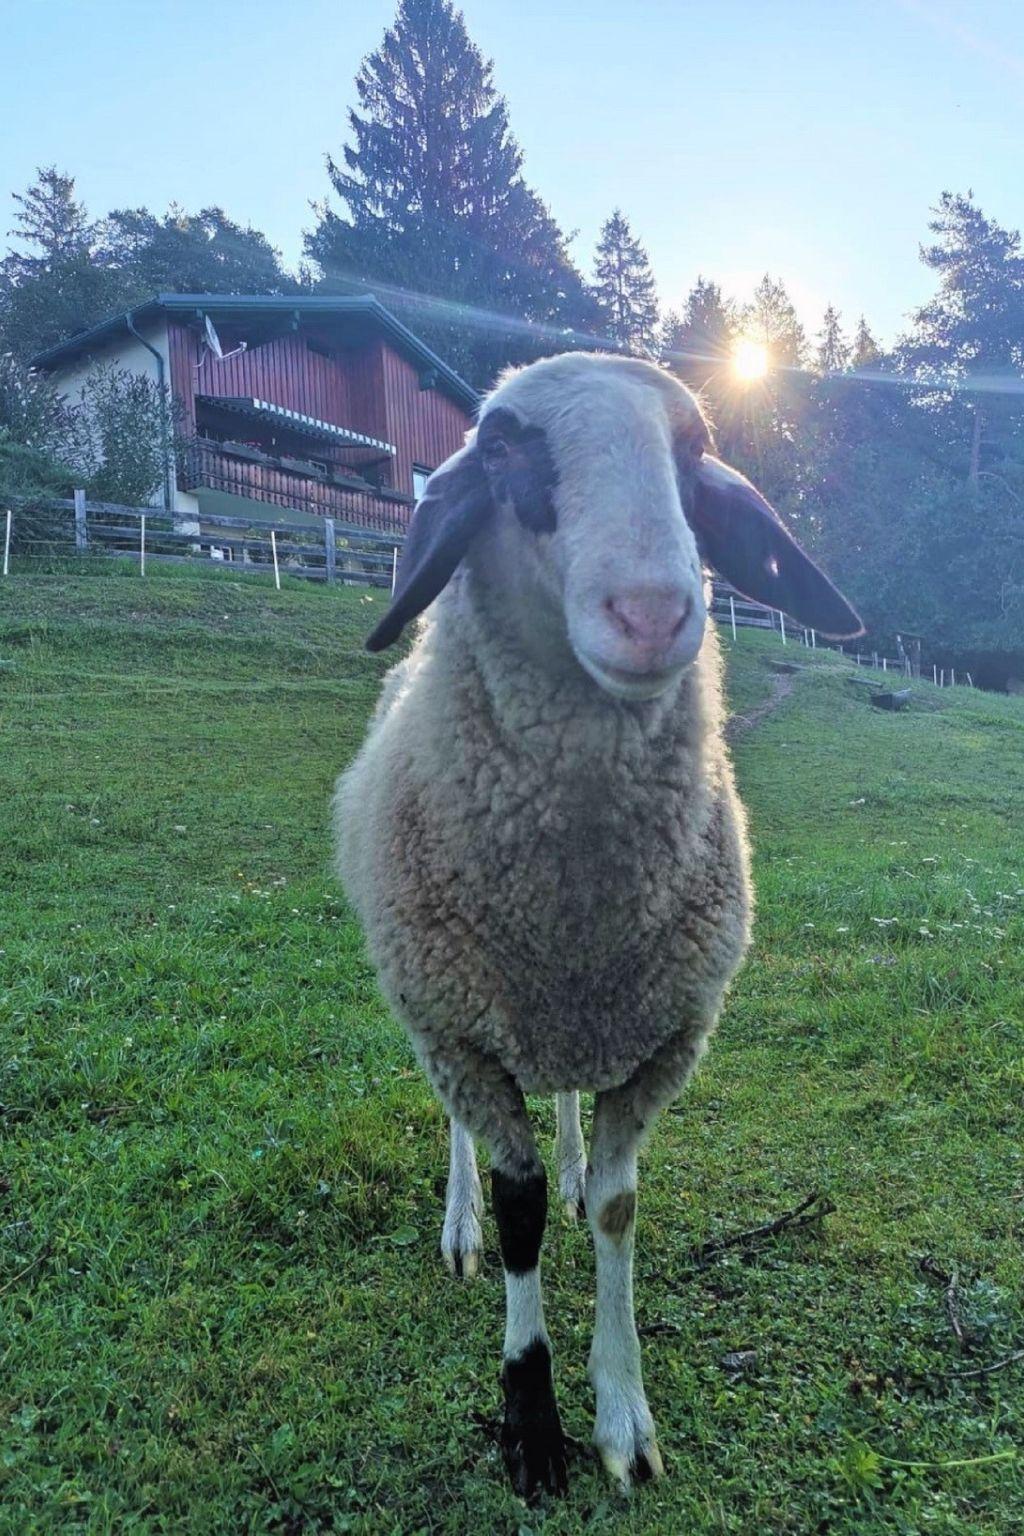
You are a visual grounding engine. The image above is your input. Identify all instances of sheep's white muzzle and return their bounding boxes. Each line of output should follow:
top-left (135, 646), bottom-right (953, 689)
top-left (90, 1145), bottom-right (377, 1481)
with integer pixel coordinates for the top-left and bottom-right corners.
top-left (571, 583), bottom-right (707, 701)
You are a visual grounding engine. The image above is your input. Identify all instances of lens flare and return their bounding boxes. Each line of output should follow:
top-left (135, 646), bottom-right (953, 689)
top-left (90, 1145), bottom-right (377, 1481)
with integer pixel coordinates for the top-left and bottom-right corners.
top-left (732, 337), bottom-right (770, 382)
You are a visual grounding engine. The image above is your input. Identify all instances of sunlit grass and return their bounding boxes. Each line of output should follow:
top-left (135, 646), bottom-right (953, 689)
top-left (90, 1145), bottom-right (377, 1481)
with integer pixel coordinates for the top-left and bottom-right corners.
top-left (1, 567), bottom-right (1022, 1533)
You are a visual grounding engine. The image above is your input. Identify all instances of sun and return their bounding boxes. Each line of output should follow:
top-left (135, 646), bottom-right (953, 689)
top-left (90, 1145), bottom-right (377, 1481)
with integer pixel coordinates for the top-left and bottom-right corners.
top-left (731, 336), bottom-right (770, 382)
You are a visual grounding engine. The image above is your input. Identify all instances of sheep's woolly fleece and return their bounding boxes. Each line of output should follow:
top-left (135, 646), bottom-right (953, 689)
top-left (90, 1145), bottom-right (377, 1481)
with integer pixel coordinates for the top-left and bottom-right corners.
top-left (334, 572), bottom-right (753, 1147)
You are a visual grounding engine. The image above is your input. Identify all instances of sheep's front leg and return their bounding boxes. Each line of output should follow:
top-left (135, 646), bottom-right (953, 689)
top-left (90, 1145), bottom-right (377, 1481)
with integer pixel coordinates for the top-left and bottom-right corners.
top-left (441, 1118), bottom-right (484, 1278)
top-left (586, 1033), bottom-right (702, 1493)
top-left (586, 1091), bottom-right (662, 1492)
top-left (555, 1091), bottom-right (587, 1218)
top-left (441, 1053), bottom-right (567, 1499)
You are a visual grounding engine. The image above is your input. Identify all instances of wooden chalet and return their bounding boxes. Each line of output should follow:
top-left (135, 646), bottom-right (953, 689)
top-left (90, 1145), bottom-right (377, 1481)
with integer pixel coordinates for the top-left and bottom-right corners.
top-left (33, 294), bottom-right (479, 536)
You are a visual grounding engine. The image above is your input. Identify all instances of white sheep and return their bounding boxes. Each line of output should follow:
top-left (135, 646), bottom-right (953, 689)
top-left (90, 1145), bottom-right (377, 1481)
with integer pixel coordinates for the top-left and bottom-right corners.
top-left (333, 352), bottom-right (860, 1500)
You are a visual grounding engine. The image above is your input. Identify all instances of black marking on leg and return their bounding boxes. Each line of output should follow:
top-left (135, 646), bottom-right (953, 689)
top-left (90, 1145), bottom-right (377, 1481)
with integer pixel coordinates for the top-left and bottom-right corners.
top-left (500, 1338), bottom-right (568, 1501)
top-left (492, 1166), bottom-right (547, 1276)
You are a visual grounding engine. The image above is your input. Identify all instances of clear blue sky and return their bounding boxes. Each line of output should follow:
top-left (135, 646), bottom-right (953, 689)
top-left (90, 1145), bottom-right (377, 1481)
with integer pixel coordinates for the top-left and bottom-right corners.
top-left (4, 0), bottom-right (1023, 345)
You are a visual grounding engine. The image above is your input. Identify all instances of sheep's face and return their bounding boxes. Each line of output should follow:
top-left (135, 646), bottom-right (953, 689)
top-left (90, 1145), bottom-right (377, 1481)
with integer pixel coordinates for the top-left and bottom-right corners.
top-left (477, 357), bottom-right (711, 701)
top-left (365, 353), bottom-right (862, 663)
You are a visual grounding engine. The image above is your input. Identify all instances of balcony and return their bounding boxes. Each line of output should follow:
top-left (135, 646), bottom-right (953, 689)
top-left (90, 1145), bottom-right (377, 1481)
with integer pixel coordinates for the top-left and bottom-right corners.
top-left (179, 439), bottom-right (411, 535)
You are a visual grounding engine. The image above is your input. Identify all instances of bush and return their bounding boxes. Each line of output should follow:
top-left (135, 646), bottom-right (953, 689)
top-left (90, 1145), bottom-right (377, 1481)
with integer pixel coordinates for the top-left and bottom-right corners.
top-left (76, 365), bottom-right (177, 507)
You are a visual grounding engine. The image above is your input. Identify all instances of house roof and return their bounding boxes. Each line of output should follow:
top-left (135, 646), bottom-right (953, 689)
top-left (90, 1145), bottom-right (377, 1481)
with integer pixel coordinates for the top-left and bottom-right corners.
top-left (30, 293), bottom-right (479, 412)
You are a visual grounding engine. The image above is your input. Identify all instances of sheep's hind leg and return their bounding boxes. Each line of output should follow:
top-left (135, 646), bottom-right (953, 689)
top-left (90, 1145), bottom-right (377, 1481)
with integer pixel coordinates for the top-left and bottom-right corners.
top-left (555, 1091), bottom-right (587, 1219)
top-left (441, 1118), bottom-right (484, 1278)
top-left (441, 1052), bottom-right (567, 1499)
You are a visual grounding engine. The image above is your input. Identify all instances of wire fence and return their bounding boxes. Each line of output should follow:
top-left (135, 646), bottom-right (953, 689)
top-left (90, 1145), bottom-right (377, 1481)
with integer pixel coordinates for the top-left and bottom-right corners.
top-left (1, 494), bottom-right (973, 687)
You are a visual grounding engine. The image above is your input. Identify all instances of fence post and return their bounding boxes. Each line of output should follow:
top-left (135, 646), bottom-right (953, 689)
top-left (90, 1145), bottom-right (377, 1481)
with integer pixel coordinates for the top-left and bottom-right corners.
top-left (779, 611), bottom-right (786, 646)
top-left (810, 629), bottom-right (817, 650)
top-left (270, 529), bottom-right (281, 591)
top-left (391, 545), bottom-right (399, 596)
top-left (324, 518), bottom-right (336, 585)
top-left (950, 667), bottom-right (956, 687)
top-left (140, 513), bottom-right (146, 577)
top-left (882, 656), bottom-right (887, 672)
top-left (74, 488), bottom-right (88, 553)
top-left (729, 594), bottom-right (737, 641)
top-left (2, 508), bottom-right (10, 577)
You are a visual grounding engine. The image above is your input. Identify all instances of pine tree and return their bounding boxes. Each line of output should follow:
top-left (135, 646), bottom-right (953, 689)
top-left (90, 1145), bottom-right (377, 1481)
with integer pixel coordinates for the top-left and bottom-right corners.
top-left (741, 274), bottom-right (806, 366)
top-left (899, 191), bottom-right (1024, 485)
top-left (0, 168), bottom-right (127, 357)
top-left (8, 167), bottom-right (93, 266)
top-left (305, 0), bottom-right (599, 386)
top-left (815, 304), bottom-right (850, 373)
top-left (851, 315), bottom-right (880, 369)
top-left (591, 209), bottom-right (659, 356)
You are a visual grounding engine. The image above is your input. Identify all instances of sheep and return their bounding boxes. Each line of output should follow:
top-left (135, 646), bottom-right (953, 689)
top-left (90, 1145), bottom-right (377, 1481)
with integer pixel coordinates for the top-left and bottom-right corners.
top-left (333, 351), bottom-right (861, 1500)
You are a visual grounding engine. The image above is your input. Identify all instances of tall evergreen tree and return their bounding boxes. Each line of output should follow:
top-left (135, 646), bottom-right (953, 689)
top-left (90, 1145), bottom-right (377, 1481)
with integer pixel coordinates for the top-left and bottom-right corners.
top-left (815, 304), bottom-right (850, 373)
top-left (851, 315), bottom-right (880, 369)
top-left (898, 191), bottom-right (1024, 485)
top-left (305, 0), bottom-right (600, 386)
top-left (741, 274), bottom-right (806, 366)
top-left (591, 209), bottom-right (659, 356)
top-left (0, 168), bottom-right (128, 357)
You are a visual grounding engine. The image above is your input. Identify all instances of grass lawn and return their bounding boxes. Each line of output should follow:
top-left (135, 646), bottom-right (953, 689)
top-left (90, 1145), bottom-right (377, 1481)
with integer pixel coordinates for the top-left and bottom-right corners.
top-left (1, 563), bottom-right (1022, 1534)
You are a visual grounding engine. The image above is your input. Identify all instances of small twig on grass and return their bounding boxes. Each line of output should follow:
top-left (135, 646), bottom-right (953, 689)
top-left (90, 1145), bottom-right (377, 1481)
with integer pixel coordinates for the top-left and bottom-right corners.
top-left (688, 1191), bottom-right (836, 1267)
top-left (948, 1351), bottom-right (1024, 1381)
top-left (918, 1255), bottom-right (970, 1348)
top-left (0, 1245), bottom-right (50, 1298)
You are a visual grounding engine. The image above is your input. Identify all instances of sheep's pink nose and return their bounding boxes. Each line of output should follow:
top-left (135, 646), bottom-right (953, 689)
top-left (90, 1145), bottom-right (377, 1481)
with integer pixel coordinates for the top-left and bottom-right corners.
top-left (605, 589), bottom-right (692, 647)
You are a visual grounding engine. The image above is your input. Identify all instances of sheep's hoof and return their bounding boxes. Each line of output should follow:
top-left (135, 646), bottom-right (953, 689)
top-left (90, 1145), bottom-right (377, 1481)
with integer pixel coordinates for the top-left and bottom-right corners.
top-left (441, 1206), bottom-right (484, 1279)
top-left (558, 1159), bottom-right (587, 1222)
top-left (500, 1342), bottom-right (568, 1501)
top-left (597, 1436), bottom-right (664, 1496)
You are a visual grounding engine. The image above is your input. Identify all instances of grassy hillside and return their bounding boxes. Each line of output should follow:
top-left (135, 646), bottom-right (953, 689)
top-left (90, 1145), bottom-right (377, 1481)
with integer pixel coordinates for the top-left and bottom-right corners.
top-left (1, 565), bottom-right (1022, 1535)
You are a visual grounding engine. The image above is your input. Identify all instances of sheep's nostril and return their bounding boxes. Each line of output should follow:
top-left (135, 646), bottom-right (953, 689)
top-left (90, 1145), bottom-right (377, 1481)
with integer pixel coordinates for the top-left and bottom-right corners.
top-left (606, 590), bottom-right (693, 647)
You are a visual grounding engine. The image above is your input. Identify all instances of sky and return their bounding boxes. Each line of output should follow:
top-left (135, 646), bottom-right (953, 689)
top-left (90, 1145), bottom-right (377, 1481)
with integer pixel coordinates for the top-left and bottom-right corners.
top-left (3, 0), bottom-right (1024, 347)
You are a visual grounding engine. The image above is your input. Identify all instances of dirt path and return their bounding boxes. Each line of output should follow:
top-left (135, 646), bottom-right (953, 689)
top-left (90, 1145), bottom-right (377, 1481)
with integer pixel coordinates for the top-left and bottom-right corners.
top-left (725, 669), bottom-right (796, 744)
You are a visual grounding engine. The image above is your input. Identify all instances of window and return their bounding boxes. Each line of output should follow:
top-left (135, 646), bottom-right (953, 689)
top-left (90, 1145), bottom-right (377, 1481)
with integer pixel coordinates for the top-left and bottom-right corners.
top-left (412, 464), bottom-right (432, 502)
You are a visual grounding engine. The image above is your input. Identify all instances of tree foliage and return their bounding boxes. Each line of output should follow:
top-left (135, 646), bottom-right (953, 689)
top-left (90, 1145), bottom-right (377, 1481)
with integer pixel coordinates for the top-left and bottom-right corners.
top-left (304, 0), bottom-right (601, 387)
top-left (0, 169), bottom-right (294, 361)
top-left (815, 305), bottom-right (850, 374)
top-left (741, 274), bottom-right (806, 366)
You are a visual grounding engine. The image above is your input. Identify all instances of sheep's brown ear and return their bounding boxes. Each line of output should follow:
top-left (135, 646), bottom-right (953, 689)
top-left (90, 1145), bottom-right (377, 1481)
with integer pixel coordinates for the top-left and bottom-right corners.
top-left (365, 444), bottom-right (493, 652)
top-left (691, 456), bottom-right (863, 639)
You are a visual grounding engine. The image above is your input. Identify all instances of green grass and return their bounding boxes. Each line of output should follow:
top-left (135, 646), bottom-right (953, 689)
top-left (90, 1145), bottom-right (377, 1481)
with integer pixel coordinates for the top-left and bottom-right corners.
top-left (1, 563), bottom-right (1022, 1534)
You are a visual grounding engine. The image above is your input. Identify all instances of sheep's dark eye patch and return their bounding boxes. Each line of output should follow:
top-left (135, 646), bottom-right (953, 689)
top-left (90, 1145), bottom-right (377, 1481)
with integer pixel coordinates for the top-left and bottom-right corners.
top-left (477, 407), bottom-right (558, 535)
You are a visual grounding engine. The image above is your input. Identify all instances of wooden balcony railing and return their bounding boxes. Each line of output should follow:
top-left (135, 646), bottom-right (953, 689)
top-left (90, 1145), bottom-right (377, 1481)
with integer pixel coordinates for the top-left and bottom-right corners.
top-left (180, 441), bottom-right (411, 535)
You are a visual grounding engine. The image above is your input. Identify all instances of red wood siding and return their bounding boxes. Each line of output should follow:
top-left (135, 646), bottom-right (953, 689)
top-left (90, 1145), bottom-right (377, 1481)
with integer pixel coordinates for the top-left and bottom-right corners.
top-left (379, 343), bottom-right (471, 498)
top-left (168, 318), bottom-right (474, 526)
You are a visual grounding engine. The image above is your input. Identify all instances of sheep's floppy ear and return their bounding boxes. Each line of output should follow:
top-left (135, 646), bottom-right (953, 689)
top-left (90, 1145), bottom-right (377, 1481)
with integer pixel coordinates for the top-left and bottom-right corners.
top-left (365, 444), bottom-right (493, 652)
top-left (690, 456), bottom-right (863, 639)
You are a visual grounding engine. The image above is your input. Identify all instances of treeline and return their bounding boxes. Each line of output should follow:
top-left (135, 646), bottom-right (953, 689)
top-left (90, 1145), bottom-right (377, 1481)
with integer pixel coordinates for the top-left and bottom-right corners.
top-left (1, 0), bottom-right (1022, 680)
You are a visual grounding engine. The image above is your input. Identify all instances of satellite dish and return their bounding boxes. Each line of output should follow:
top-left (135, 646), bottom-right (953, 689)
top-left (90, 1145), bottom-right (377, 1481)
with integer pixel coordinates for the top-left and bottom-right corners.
top-left (203, 314), bottom-right (224, 360)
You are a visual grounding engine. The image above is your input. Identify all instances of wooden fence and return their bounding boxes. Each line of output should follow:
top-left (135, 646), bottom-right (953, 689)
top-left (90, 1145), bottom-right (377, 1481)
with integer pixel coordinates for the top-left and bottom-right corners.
top-left (0, 495), bottom-right (973, 685)
top-left (2, 495), bottom-right (401, 591)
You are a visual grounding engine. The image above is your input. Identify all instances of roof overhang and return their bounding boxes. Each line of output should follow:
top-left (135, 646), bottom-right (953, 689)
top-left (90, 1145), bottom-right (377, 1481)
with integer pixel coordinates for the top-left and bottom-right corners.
top-left (30, 293), bottom-right (479, 413)
top-left (197, 395), bottom-right (396, 455)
